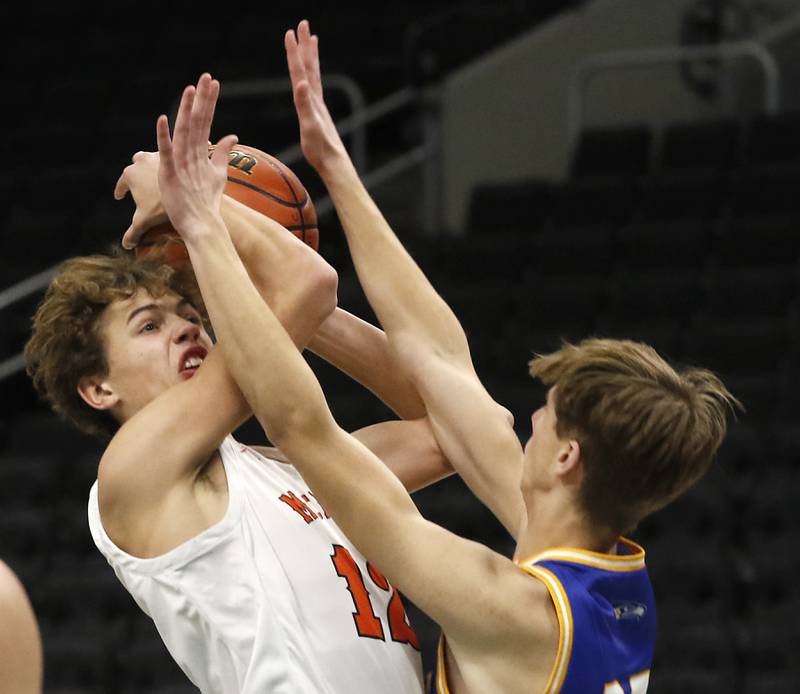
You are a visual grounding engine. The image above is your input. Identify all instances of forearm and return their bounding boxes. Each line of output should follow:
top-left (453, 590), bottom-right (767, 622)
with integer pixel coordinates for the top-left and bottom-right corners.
top-left (184, 219), bottom-right (334, 441)
top-left (220, 195), bottom-right (337, 346)
top-left (184, 220), bottom-right (422, 552)
top-left (319, 158), bottom-right (470, 365)
top-left (307, 308), bottom-right (426, 420)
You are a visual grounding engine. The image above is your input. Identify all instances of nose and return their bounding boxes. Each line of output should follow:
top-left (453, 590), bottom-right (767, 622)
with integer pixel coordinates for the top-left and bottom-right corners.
top-left (173, 316), bottom-right (201, 344)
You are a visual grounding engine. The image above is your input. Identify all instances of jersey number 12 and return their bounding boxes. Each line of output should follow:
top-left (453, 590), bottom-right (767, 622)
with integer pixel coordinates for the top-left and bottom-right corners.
top-left (331, 544), bottom-right (420, 650)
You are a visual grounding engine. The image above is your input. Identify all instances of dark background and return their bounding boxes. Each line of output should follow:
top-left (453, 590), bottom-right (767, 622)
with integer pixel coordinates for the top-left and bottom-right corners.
top-left (1, 1), bottom-right (798, 692)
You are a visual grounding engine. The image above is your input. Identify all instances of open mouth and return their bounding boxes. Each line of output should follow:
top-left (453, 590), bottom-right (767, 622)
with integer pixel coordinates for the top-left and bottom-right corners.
top-left (179, 346), bottom-right (208, 379)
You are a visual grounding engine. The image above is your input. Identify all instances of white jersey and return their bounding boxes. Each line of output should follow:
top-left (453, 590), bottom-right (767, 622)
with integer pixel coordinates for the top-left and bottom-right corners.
top-left (88, 436), bottom-right (424, 694)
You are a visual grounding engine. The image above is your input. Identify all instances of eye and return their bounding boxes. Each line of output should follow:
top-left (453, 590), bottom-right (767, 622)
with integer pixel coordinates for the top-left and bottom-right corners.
top-left (140, 320), bottom-right (159, 333)
top-left (187, 314), bottom-right (202, 325)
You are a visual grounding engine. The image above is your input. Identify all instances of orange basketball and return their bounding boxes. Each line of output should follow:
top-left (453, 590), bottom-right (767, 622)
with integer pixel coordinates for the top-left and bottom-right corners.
top-left (136, 144), bottom-right (318, 265)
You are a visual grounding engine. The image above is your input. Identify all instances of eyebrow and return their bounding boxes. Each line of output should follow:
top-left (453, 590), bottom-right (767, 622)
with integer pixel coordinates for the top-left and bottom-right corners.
top-left (126, 298), bottom-right (191, 325)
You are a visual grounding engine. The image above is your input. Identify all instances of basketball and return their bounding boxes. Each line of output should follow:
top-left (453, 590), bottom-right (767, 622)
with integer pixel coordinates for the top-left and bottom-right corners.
top-left (136, 144), bottom-right (319, 265)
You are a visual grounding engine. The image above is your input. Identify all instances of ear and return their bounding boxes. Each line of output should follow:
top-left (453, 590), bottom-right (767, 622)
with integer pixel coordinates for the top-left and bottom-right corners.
top-left (555, 439), bottom-right (582, 483)
top-left (77, 375), bottom-right (119, 412)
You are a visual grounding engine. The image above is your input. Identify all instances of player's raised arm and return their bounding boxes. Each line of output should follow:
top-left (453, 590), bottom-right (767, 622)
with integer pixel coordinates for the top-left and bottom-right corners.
top-left (154, 83), bottom-right (548, 673)
top-left (286, 21), bottom-right (525, 535)
top-left (94, 79), bottom-right (338, 515)
top-left (115, 148), bottom-right (449, 491)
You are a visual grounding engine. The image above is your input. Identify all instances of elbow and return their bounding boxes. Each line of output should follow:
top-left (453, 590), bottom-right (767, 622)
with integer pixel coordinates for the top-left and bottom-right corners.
top-left (301, 255), bottom-right (339, 326)
top-left (266, 403), bottom-right (336, 458)
top-left (317, 260), bottom-right (339, 319)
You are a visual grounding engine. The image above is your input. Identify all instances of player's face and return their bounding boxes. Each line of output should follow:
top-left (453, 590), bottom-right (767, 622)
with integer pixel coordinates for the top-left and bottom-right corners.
top-left (98, 289), bottom-right (212, 419)
top-left (521, 387), bottom-right (563, 492)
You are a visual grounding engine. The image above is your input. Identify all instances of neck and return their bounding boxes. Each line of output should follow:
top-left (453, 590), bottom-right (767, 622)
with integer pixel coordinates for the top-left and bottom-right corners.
top-left (513, 489), bottom-right (619, 563)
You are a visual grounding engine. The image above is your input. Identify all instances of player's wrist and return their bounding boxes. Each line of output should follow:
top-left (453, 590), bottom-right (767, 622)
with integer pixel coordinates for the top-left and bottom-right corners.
top-left (316, 148), bottom-right (357, 184)
top-left (178, 213), bottom-right (230, 248)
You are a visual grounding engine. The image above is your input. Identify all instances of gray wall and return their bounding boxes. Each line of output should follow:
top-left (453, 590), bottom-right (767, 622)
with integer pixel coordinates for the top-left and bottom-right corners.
top-left (440, 0), bottom-right (798, 233)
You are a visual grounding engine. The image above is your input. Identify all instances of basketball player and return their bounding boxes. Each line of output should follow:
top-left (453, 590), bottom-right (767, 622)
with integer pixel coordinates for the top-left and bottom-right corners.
top-left (24, 74), bottom-right (454, 693)
top-left (0, 560), bottom-right (42, 693)
top-left (140, 22), bottom-right (740, 694)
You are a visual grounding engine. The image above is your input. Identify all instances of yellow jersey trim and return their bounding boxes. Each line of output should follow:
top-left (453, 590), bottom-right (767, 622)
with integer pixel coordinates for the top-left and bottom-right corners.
top-left (518, 538), bottom-right (646, 573)
top-left (521, 564), bottom-right (573, 694)
top-left (435, 635), bottom-right (451, 694)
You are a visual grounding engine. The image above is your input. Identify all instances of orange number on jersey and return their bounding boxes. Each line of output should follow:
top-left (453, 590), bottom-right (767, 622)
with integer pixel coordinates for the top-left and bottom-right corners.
top-left (367, 563), bottom-right (421, 650)
top-left (331, 546), bottom-right (420, 650)
top-left (331, 545), bottom-right (385, 640)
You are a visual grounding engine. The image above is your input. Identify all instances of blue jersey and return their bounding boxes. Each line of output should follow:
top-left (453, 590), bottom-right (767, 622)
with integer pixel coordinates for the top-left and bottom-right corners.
top-left (430, 538), bottom-right (655, 694)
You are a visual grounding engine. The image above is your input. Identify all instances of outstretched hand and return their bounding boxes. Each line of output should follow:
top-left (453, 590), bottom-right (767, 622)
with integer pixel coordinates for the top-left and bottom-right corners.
top-left (154, 73), bottom-right (238, 244)
top-left (116, 151), bottom-right (168, 250)
top-left (285, 20), bottom-right (350, 176)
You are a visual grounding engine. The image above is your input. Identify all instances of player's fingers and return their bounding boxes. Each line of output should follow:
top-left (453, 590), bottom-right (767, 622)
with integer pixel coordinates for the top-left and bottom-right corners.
top-left (309, 35), bottom-right (323, 99)
top-left (172, 85), bottom-right (196, 153)
top-left (294, 81), bottom-right (317, 130)
top-left (156, 115), bottom-right (175, 175)
top-left (121, 218), bottom-right (143, 250)
top-left (285, 27), bottom-right (307, 87)
top-left (298, 18), bottom-right (311, 43)
top-left (298, 20), bottom-right (314, 75)
top-left (113, 170), bottom-right (130, 200)
top-left (203, 78), bottom-right (221, 144)
top-left (210, 134), bottom-right (238, 169)
top-left (191, 74), bottom-right (215, 153)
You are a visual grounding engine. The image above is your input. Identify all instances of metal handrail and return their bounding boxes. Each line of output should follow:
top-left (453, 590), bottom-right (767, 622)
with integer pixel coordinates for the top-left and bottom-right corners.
top-left (567, 40), bottom-right (781, 147)
top-left (0, 84), bottom-right (428, 382)
top-left (179, 75), bottom-right (369, 173)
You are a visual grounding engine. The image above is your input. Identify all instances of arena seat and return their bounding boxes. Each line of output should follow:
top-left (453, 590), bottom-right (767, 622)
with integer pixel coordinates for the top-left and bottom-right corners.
top-left (741, 622), bottom-right (800, 690)
top-left (617, 218), bottom-right (712, 273)
top-left (533, 223), bottom-right (618, 280)
top-left (570, 124), bottom-right (652, 180)
top-left (3, 412), bottom-right (101, 459)
top-left (0, 455), bottom-right (57, 508)
top-left (714, 423), bottom-right (762, 497)
top-left (550, 177), bottom-right (637, 228)
top-left (522, 273), bottom-right (607, 333)
top-left (0, 509), bottom-right (51, 575)
top-left (715, 212), bottom-right (800, 271)
top-left (638, 170), bottom-right (731, 221)
top-left (648, 666), bottom-right (738, 694)
top-left (467, 180), bottom-right (553, 235)
top-left (743, 111), bottom-right (800, 171)
top-left (657, 118), bottom-right (743, 173)
top-left (650, 624), bottom-right (738, 693)
top-left (743, 476), bottom-right (800, 561)
top-left (42, 634), bottom-right (110, 691)
top-left (705, 269), bottom-right (795, 321)
top-left (608, 270), bottom-right (705, 325)
top-left (684, 320), bottom-right (789, 381)
top-left (730, 166), bottom-right (800, 216)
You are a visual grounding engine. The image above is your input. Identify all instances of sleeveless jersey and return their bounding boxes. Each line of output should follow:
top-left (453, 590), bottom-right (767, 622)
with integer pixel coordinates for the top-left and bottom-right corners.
top-left (88, 436), bottom-right (424, 694)
top-left (430, 538), bottom-right (655, 694)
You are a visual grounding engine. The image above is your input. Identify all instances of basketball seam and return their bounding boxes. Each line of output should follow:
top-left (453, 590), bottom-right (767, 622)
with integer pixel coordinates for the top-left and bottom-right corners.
top-left (226, 176), bottom-right (308, 208)
top-left (284, 224), bottom-right (319, 231)
top-left (265, 160), bottom-right (308, 246)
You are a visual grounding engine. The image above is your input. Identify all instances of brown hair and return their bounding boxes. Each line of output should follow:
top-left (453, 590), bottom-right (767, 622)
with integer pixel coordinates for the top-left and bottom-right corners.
top-left (24, 250), bottom-right (205, 440)
top-left (530, 338), bottom-right (740, 534)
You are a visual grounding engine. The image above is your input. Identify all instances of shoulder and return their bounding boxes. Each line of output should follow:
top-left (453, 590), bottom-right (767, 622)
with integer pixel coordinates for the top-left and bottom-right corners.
top-left (0, 560), bottom-right (42, 690)
top-left (447, 561), bottom-right (560, 688)
top-left (0, 560), bottom-right (32, 608)
top-left (0, 560), bottom-right (40, 636)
